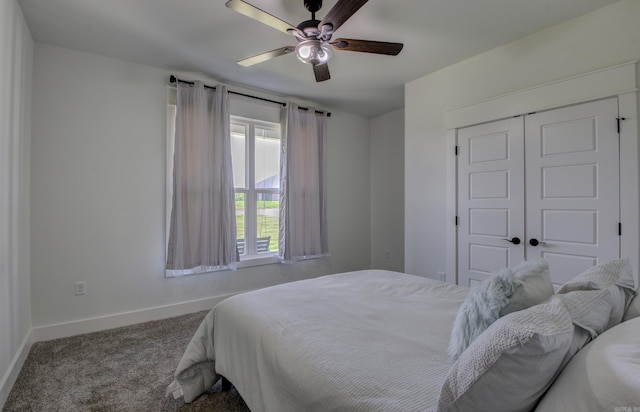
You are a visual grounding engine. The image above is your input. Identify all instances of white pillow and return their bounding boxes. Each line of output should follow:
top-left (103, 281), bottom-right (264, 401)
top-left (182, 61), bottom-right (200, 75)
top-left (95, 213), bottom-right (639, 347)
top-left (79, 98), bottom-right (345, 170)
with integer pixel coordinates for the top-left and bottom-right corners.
top-left (438, 296), bottom-right (574, 412)
top-left (558, 258), bottom-right (636, 338)
top-left (622, 291), bottom-right (640, 321)
top-left (448, 259), bottom-right (553, 362)
top-left (536, 317), bottom-right (640, 412)
top-left (557, 288), bottom-right (620, 339)
top-left (558, 258), bottom-right (635, 293)
top-left (501, 259), bottom-right (555, 316)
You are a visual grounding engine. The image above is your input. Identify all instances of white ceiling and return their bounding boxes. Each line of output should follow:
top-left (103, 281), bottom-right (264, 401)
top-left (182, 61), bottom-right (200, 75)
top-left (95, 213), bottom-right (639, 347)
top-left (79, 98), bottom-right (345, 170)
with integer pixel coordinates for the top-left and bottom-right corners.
top-left (19, 0), bottom-right (620, 117)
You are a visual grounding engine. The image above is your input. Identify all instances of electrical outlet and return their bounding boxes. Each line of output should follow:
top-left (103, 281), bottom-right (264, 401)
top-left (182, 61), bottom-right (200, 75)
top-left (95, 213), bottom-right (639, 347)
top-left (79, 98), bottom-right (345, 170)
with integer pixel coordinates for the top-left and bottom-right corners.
top-left (75, 281), bottom-right (86, 295)
top-left (437, 272), bottom-right (446, 282)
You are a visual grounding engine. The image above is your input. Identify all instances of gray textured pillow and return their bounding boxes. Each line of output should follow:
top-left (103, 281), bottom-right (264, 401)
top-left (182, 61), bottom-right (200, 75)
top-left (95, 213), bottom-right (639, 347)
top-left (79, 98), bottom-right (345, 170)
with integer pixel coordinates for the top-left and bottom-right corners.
top-left (558, 258), bottom-right (636, 338)
top-left (437, 296), bottom-right (574, 412)
top-left (558, 258), bottom-right (635, 294)
top-left (623, 291), bottom-right (640, 321)
top-left (448, 259), bottom-right (553, 362)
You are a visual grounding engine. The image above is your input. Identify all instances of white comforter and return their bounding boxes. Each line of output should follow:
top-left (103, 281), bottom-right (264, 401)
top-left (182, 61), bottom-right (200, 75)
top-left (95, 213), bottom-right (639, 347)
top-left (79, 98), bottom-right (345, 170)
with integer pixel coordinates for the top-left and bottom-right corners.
top-left (167, 269), bottom-right (468, 411)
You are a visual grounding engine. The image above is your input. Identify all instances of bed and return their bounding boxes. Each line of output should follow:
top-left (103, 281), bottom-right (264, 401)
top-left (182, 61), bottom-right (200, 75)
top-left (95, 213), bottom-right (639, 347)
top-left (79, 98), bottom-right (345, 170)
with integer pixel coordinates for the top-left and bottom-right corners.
top-left (167, 260), bottom-right (640, 412)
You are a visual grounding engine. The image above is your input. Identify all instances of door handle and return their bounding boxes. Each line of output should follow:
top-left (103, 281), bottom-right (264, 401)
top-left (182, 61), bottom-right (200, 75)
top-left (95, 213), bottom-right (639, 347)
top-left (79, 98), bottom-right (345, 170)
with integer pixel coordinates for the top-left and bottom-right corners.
top-left (502, 237), bottom-right (521, 245)
top-left (529, 238), bottom-right (548, 247)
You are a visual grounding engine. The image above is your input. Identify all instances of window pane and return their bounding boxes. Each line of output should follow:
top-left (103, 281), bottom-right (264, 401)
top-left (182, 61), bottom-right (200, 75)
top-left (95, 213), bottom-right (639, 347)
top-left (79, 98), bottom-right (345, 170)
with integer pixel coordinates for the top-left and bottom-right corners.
top-left (235, 192), bottom-right (246, 255)
top-left (255, 126), bottom-right (280, 189)
top-left (256, 193), bottom-right (279, 253)
top-left (231, 123), bottom-right (246, 188)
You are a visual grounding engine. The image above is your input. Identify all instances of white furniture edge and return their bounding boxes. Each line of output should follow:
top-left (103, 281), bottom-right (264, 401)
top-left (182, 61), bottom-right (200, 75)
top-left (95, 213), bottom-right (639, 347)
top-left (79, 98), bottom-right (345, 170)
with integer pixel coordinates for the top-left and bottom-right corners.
top-left (445, 61), bottom-right (639, 286)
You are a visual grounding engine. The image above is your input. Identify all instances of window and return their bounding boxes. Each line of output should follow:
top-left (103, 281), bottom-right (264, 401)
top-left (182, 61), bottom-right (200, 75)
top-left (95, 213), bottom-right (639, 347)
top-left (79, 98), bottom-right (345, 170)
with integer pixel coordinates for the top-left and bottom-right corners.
top-left (166, 87), bottom-right (284, 270)
top-left (231, 116), bottom-right (281, 258)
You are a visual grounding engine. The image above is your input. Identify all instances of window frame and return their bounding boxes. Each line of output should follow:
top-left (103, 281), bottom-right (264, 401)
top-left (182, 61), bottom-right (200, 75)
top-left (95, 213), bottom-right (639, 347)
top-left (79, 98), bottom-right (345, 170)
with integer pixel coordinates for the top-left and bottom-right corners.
top-left (165, 88), bottom-right (283, 273)
top-left (231, 115), bottom-right (281, 264)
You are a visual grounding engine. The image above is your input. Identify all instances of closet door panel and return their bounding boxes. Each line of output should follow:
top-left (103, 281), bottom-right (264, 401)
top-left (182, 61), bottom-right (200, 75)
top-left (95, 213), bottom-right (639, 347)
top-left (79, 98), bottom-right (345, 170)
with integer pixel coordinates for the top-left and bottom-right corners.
top-left (457, 117), bottom-right (525, 287)
top-left (525, 97), bottom-right (620, 287)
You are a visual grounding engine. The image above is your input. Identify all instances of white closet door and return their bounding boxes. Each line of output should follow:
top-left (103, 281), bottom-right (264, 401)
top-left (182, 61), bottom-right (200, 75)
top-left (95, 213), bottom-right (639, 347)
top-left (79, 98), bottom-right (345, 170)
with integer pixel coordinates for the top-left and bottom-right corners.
top-left (525, 97), bottom-right (620, 287)
top-left (457, 117), bottom-right (525, 287)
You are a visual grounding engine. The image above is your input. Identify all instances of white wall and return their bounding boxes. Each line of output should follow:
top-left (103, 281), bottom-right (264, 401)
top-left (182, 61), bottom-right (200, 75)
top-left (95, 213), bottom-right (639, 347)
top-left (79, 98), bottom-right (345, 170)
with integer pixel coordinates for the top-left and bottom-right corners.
top-left (370, 109), bottom-right (404, 271)
top-left (405, 0), bottom-right (640, 279)
top-left (30, 43), bottom-right (371, 335)
top-left (0, 0), bottom-right (33, 407)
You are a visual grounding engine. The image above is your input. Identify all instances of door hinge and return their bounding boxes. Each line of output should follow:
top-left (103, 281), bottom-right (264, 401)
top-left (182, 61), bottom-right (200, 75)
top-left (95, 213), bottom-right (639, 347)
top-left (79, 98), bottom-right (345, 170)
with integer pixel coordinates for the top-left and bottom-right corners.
top-left (455, 216), bottom-right (459, 226)
top-left (617, 117), bottom-right (626, 134)
top-left (619, 222), bottom-right (622, 236)
top-left (455, 145), bottom-right (459, 156)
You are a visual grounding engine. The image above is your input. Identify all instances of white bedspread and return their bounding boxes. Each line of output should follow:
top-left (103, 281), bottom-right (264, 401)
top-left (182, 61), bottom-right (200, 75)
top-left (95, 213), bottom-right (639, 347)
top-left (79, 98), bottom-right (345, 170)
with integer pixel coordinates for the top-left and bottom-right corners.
top-left (167, 269), bottom-right (468, 411)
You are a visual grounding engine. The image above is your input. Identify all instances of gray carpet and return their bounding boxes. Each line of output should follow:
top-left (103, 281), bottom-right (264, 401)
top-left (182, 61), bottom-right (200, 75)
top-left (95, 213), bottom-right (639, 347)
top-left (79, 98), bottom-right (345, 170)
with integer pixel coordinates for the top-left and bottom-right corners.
top-left (3, 311), bottom-right (251, 411)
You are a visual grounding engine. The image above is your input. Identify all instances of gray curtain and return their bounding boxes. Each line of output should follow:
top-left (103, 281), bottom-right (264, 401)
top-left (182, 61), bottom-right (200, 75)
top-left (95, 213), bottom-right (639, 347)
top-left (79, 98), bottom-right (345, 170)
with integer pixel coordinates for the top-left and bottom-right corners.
top-left (166, 82), bottom-right (236, 275)
top-left (279, 103), bottom-right (329, 262)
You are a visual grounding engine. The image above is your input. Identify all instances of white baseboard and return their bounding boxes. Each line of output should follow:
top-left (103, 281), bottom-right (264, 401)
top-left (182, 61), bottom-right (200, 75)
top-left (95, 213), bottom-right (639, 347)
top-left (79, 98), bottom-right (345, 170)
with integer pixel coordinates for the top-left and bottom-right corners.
top-left (0, 330), bottom-right (32, 410)
top-left (1, 293), bottom-right (243, 409)
top-left (31, 292), bottom-right (240, 343)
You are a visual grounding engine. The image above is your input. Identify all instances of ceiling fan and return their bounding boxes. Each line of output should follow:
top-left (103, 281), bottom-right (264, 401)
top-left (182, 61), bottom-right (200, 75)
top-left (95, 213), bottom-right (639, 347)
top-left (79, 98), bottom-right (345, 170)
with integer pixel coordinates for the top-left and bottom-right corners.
top-left (225, 0), bottom-right (404, 82)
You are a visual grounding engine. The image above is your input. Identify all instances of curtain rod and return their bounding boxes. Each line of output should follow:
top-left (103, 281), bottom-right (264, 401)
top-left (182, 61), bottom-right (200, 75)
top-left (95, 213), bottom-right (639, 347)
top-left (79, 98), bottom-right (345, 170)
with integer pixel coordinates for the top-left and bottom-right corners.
top-left (169, 75), bottom-right (331, 117)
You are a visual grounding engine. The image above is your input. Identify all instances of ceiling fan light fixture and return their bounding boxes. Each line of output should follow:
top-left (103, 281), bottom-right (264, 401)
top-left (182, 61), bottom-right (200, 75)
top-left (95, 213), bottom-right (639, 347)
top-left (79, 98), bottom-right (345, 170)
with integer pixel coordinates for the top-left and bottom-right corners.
top-left (295, 40), bottom-right (332, 65)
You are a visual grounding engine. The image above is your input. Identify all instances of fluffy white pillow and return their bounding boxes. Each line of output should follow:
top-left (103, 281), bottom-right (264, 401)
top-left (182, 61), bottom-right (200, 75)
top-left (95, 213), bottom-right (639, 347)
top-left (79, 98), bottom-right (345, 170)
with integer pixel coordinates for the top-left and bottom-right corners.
top-left (448, 259), bottom-right (553, 362)
top-left (536, 317), bottom-right (640, 412)
top-left (438, 296), bottom-right (574, 412)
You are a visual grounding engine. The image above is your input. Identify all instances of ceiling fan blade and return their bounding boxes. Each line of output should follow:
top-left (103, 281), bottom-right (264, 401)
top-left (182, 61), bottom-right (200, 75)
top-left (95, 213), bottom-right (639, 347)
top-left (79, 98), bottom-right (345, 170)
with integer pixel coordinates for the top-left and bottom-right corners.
top-left (238, 47), bottom-right (295, 67)
top-left (225, 0), bottom-right (297, 35)
top-left (320, 0), bottom-right (369, 32)
top-left (313, 63), bottom-right (331, 82)
top-left (331, 38), bottom-right (403, 55)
